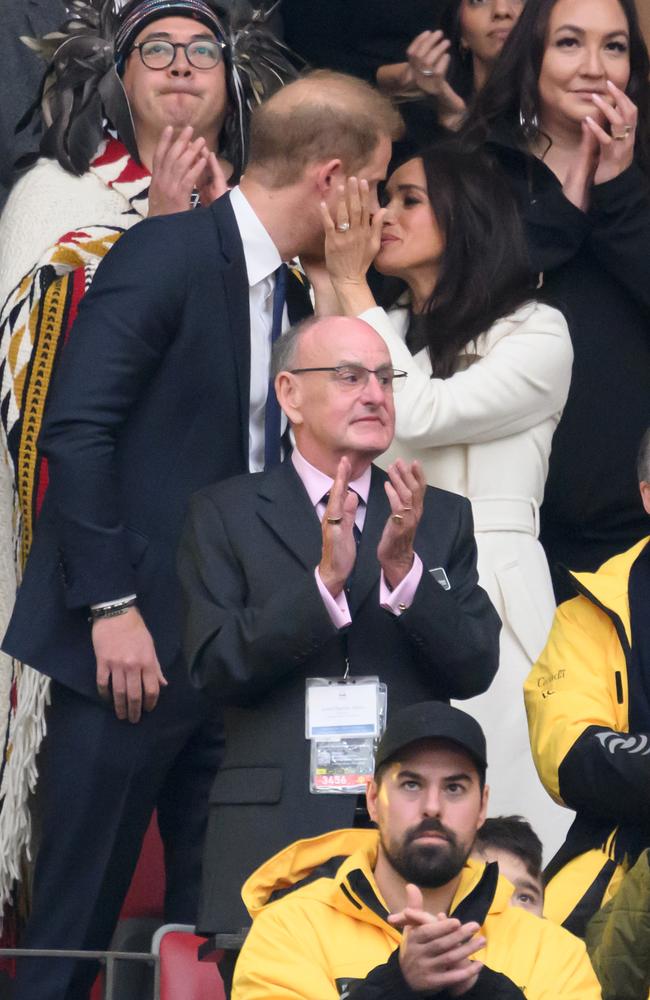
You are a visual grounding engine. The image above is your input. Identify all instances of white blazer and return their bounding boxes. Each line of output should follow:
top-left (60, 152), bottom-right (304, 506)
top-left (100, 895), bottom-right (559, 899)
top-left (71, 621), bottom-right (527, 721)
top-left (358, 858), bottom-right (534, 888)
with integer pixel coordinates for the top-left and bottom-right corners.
top-left (362, 299), bottom-right (573, 658)
top-left (362, 299), bottom-right (574, 855)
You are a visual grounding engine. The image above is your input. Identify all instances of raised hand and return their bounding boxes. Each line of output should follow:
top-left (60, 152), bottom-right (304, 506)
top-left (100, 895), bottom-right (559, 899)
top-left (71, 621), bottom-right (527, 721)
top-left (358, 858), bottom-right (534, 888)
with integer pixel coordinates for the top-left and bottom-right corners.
top-left (93, 607), bottom-right (168, 723)
top-left (587, 80), bottom-right (638, 185)
top-left (389, 884), bottom-right (485, 995)
top-left (148, 125), bottom-right (211, 216)
top-left (318, 456), bottom-right (359, 598)
top-left (196, 151), bottom-right (230, 206)
top-left (406, 30), bottom-right (467, 127)
top-left (377, 460), bottom-right (426, 590)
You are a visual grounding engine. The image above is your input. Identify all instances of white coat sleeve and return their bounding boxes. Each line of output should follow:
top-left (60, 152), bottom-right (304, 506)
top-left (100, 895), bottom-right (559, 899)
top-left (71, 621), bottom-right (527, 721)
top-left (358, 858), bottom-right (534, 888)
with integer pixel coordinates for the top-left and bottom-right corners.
top-left (360, 303), bottom-right (573, 448)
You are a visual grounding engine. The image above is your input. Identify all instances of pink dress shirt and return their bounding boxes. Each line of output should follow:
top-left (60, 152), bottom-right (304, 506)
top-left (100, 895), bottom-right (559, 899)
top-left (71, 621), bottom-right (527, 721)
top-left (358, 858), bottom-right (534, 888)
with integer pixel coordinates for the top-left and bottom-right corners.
top-left (291, 449), bottom-right (423, 629)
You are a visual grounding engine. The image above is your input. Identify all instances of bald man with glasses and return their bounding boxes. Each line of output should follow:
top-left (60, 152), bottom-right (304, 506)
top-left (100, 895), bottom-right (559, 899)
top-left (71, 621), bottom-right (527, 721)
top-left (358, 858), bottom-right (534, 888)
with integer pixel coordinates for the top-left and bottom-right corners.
top-left (178, 315), bottom-right (501, 952)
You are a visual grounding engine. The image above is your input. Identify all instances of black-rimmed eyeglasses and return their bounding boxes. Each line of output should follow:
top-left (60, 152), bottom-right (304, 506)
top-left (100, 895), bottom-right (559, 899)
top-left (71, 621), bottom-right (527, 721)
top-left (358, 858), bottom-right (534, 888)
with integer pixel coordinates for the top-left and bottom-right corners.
top-left (289, 365), bottom-right (408, 394)
top-left (131, 39), bottom-right (225, 70)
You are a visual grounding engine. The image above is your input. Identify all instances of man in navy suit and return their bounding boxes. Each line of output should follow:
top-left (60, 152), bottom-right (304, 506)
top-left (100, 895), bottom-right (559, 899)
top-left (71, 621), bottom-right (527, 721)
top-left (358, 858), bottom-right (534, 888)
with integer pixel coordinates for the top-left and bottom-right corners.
top-left (3, 72), bottom-right (401, 1000)
top-left (178, 316), bottom-right (500, 944)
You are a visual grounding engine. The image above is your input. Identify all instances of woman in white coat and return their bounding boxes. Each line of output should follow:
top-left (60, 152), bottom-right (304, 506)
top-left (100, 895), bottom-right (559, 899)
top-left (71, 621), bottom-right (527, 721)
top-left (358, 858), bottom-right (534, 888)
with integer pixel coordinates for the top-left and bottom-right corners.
top-left (314, 144), bottom-right (574, 857)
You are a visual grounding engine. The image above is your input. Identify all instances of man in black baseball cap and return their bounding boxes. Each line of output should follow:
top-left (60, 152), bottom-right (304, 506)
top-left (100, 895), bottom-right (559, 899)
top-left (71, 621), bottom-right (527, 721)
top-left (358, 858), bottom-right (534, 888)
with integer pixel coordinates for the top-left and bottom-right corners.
top-left (374, 700), bottom-right (488, 776)
top-left (231, 701), bottom-right (600, 998)
top-left (367, 701), bottom-right (489, 939)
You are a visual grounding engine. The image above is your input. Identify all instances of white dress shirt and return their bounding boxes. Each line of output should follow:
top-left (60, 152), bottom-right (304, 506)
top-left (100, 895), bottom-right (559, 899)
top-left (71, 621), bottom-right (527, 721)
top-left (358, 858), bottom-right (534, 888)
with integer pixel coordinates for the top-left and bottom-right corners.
top-left (229, 186), bottom-right (289, 472)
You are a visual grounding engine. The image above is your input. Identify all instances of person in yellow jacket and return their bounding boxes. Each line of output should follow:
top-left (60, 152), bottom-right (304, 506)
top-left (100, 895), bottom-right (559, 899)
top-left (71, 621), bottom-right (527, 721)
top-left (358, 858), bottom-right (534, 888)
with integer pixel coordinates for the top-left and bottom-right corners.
top-left (525, 427), bottom-right (650, 937)
top-left (233, 701), bottom-right (600, 999)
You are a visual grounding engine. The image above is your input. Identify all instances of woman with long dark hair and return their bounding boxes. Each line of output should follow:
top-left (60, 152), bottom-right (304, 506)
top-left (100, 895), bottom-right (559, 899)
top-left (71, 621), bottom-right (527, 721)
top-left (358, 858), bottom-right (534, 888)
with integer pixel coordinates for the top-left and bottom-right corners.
top-left (311, 144), bottom-right (574, 856)
top-left (377, 0), bottom-right (525, 133)
top-left (461, 0), bottom-right (650, 601)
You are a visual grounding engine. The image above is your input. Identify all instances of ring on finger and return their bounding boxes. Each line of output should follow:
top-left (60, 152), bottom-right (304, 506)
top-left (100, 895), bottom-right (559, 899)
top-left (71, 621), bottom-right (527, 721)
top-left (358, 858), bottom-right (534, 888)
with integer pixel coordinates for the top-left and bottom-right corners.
top-left (613, 123), bottom-right (633, 140)
top-left (401, 506), bottom-right (413, 512)
top-left (391, 513), bottom-right (404, 524)
top-left (326, 516), bottom-right (343, 524)
top-left (418, 67), bottom-right (435, 77)
top-left (335, 221), bottom-right (351, 233)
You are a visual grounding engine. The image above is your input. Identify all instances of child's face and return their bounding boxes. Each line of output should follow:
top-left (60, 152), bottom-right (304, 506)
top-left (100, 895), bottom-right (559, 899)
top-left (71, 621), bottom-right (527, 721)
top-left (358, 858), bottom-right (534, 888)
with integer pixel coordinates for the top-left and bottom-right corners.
top-left (476, 846), bottom-right (544, 916)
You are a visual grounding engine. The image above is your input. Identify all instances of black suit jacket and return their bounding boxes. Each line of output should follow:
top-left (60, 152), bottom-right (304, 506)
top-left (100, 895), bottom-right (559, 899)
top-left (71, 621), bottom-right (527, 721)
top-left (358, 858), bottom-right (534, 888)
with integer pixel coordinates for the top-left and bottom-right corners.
top-left (178, 459), bottom-right (501, 934)
top-left (3, 194), bottom-right (311, 697)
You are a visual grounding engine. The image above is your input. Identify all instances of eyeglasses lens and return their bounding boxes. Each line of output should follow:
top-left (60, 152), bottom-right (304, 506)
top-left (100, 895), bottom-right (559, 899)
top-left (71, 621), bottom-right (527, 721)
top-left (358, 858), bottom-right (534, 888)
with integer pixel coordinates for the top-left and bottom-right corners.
top-left (140, 40), bottom-right (222, 69)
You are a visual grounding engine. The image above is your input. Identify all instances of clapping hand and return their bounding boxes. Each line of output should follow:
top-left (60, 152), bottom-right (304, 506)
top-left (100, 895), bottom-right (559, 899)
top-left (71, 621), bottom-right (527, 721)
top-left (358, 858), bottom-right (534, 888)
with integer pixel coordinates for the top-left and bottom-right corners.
top-left (196, 150), bottom-right (229, 206)
top-left (587, 80), bottom-right (637, 185)
top-left (389, 884), bottom-right (485, 996)
top-left (148, 125), bottom-right (229, 216)
top-left (406, 30), bottom-right (467, 127)
top-left (563, 80), bottom-right (637, 211)
top-left (377, 460), bottom-right (426, 591)
top-left (318, 457), bottom-right (359, 598)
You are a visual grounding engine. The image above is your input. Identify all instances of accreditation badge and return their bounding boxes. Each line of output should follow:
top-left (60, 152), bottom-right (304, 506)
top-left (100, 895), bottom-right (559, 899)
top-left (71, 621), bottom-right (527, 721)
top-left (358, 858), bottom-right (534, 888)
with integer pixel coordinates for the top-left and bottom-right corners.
top-left (306, 678), bottom-right (386, 794)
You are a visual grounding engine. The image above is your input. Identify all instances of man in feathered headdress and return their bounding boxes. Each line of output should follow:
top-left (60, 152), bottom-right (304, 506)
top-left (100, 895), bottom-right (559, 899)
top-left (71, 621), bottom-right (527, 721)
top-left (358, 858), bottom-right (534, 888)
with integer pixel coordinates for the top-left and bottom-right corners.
top-left (0, 0), bottom-right (298, 992)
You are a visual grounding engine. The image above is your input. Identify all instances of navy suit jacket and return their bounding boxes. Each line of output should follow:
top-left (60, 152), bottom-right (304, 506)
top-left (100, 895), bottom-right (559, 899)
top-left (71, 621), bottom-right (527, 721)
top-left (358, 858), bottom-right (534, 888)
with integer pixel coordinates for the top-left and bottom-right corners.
top-left (3, 194), bottom-right (311, 697)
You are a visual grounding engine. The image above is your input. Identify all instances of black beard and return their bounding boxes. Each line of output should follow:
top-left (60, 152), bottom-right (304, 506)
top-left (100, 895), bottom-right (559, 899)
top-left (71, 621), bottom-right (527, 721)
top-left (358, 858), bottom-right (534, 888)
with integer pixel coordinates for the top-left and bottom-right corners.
top-left (380, 819), bottom-right (470, 889)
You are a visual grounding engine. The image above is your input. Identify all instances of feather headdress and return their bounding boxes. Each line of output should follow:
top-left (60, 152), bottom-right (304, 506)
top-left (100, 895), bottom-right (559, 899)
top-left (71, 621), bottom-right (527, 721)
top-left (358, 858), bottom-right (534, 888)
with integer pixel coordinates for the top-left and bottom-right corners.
top-left (20, 0), bottom-right (301, 178)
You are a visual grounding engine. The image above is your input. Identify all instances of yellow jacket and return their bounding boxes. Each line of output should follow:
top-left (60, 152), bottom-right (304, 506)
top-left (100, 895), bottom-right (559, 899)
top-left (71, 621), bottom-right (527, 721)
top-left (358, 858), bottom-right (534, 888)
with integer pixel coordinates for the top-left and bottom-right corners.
top-left (524, 538), bottom-right (650, 929)
top-left (232, 828), bottom-right (600, 999)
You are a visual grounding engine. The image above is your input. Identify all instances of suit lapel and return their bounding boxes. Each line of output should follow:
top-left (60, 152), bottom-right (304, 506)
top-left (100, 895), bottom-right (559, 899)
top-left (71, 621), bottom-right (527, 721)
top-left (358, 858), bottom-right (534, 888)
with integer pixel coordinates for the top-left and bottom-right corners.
top-left (211, 195), bottom-right (251, 464)
top-left (348, 466), bottom-right (388, 614)
top-left (256, 461), bottom-right (323, 571)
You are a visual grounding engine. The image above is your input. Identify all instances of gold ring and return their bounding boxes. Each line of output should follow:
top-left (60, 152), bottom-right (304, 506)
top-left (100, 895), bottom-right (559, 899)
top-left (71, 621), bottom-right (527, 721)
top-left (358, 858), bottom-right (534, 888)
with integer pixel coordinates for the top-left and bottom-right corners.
top-left (401, 506), bottom-right (413, 512)
top-left (613, 124), bottom-right (633, 140)
top-left (326, 516), bottom-right (343, 524)
top-left (391, 514), bottom-right (404, 524)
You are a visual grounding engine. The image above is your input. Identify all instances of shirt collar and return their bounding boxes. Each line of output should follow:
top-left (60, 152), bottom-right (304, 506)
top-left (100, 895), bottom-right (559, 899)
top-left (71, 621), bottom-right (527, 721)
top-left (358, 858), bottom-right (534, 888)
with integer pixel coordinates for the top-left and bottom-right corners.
top-left (229, 185), bottom-right (282, 288)
top-left (291, 447), bottom-right (372, 508)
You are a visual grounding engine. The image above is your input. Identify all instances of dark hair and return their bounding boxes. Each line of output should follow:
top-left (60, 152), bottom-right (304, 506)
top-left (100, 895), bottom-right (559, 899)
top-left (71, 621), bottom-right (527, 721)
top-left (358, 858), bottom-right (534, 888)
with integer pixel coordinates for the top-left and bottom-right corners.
top-left (438, 0), bottom-right (477, 103)
top-left (461, 0), bottom-right (650, 175)
top-left (387, 143), bottom-right (534, 378)
top-left (475, 815), bottom-right (543, 878)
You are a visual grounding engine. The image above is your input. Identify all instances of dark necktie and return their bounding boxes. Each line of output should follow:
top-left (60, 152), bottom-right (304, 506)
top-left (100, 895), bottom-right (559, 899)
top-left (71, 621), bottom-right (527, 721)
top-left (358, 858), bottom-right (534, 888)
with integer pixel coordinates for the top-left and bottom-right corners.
top-left (264, 264), bottom-right (288, 469)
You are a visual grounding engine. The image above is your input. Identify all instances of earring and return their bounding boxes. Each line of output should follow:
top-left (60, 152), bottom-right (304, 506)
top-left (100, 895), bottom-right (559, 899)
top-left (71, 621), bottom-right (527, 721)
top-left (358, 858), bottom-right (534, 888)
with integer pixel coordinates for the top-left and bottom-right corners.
top-left (519, 107), bottom-right (539, 140)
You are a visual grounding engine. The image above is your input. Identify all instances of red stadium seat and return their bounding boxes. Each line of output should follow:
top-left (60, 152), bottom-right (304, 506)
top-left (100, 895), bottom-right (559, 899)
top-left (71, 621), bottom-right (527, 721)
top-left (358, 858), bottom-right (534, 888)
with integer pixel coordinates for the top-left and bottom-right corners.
top-left (152, 924), bottom-right (225, 1000)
